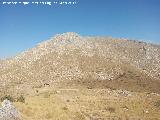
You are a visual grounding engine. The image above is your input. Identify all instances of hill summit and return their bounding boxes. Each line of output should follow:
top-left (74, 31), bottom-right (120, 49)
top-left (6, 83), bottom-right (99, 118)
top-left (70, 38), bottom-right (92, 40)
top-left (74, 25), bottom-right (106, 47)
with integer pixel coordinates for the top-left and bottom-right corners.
top-left (53, 32), bottom-right (81, 42)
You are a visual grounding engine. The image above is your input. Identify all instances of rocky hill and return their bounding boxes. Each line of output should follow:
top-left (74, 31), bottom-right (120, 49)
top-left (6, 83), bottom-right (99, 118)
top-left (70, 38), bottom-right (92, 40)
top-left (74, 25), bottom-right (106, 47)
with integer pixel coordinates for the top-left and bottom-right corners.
top-left (0, 32), bottom-right (160, 120)
top-left (0, 32), bottom-right (160, 96)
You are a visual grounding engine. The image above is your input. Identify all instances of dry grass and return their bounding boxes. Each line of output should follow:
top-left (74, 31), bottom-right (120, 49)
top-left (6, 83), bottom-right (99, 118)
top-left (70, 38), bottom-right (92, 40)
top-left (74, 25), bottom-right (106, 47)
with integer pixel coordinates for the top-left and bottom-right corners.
top-left (12, 86), bottom-right (160, 120)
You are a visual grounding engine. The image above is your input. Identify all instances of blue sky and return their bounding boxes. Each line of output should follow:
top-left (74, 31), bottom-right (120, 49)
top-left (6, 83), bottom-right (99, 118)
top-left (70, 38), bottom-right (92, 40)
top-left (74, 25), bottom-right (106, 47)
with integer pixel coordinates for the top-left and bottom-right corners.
top-left (0, 0), bottom-right (160, 58)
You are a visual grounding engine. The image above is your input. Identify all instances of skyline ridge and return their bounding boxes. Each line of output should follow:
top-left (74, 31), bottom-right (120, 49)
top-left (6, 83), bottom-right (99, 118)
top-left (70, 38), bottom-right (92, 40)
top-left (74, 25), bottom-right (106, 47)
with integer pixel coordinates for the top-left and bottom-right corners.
top-left (0, 32), bottom-right (160, 59)
top-left (0, 0), bottom-right (160, 57)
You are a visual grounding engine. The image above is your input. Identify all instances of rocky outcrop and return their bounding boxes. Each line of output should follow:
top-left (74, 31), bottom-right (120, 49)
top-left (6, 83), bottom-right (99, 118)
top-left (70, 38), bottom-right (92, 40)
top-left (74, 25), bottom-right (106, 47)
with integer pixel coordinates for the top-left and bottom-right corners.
top-left (0, 99), bottom-right (21, 120)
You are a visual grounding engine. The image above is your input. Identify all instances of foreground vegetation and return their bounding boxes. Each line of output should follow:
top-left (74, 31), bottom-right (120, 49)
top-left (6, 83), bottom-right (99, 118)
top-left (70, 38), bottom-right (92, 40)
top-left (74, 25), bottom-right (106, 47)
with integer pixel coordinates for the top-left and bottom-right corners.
top-left (9, 85), bottom-right (160, 120)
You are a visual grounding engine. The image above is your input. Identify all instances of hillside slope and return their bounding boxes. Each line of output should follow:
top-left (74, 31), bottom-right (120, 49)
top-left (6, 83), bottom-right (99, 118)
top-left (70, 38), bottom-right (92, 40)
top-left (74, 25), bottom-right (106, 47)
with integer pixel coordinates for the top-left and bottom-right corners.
top-left (0, 32), bottom-right (160, 120)
top-left (0, 32), bottom-right (160, 96)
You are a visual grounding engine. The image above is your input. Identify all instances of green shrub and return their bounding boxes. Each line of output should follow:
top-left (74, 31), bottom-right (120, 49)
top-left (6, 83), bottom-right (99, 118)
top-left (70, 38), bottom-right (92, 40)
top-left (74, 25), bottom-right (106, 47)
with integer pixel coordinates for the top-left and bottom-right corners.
top-left (17, 95), bottom-right (25, 103)
top-left (105, 107), bottom-right (116, 113)
top-left (154, 100), bottom-right (160, 108)
top-left (1, 95), bottom-right (14, 102)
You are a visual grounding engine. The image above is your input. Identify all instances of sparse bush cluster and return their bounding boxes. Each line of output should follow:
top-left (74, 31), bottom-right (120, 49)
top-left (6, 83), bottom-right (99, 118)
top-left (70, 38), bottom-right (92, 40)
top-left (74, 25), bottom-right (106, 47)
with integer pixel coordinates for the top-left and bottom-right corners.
top-left (105, 107), bottom-right (116, 113)
top-left (154, 100), bottom-right (160, 108)
top-left (17, 95), bottom-right (25, 103)
top-left (1, 95), bottom-right (25, 103)
top-left (1, 95), bottom-right (14, 102)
